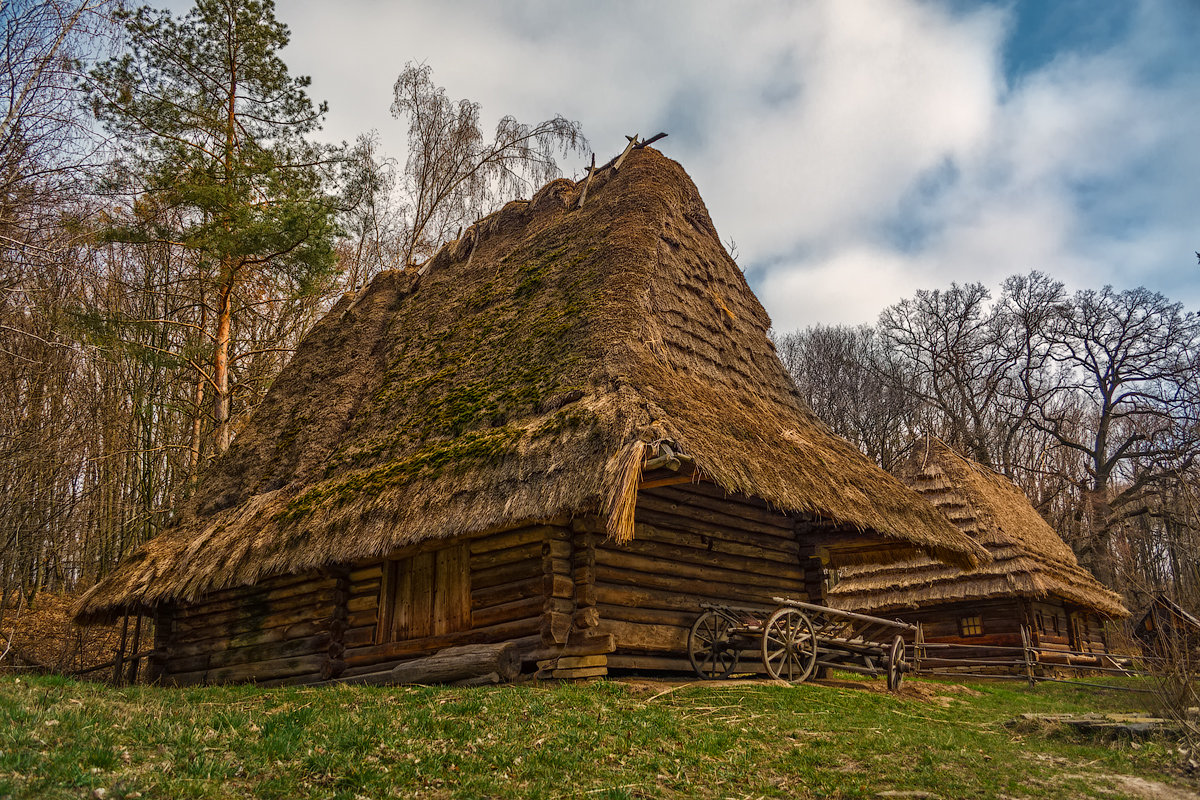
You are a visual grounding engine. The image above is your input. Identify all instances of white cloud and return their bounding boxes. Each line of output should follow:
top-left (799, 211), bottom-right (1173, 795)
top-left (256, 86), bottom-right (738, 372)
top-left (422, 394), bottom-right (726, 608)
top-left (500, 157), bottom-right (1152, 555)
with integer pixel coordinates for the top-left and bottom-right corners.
top-left (266, 0), bottom-right (1199, 325)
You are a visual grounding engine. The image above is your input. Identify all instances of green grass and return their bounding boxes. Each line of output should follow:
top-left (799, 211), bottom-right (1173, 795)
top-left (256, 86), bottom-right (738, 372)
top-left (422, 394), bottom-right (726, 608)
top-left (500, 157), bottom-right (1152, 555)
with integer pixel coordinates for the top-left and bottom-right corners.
top-left (0, 673), bottom-right (1192, 799)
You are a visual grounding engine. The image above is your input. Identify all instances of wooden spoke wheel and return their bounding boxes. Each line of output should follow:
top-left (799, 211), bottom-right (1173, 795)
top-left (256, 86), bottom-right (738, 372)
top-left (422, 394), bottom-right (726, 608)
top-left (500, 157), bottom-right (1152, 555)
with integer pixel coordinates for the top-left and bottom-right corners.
top-left (761, 608), bottom-right (818, 683)
top-left (886, 634), bottom-right (906, 692)
top-left (688, 610), bottom-right (740, 679)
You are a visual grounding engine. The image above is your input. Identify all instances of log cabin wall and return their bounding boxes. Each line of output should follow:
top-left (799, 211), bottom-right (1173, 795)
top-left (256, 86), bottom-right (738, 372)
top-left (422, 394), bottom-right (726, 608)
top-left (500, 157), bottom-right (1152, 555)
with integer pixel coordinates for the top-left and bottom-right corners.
top-left (893, 598), bottom-right (1026, 661)
top-left (153, 522), bottom-right (572, 686)
top-left (594, 482), bottom-right (811, 672)
top-left (157, 568), bottom-right (349, 687)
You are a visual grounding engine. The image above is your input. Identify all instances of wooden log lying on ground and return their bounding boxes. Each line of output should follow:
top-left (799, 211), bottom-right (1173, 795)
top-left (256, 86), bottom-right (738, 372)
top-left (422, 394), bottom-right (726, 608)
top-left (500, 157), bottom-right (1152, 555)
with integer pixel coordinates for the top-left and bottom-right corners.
top-left (338, 642), bottom-right (520, 686)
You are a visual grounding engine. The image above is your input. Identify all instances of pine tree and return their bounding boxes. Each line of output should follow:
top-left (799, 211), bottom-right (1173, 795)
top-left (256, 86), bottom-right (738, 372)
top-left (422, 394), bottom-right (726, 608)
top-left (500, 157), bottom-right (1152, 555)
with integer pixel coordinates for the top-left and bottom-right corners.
top-left (87, 0), bottom-right (338, 454)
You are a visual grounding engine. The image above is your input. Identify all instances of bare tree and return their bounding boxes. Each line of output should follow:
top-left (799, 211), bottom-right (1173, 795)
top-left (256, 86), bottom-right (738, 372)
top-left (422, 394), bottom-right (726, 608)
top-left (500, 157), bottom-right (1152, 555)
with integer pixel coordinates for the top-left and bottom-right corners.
top-left (390, 62), bottom-right (586, 267)
top-left (1025, 286), bottom-right (1200, 587)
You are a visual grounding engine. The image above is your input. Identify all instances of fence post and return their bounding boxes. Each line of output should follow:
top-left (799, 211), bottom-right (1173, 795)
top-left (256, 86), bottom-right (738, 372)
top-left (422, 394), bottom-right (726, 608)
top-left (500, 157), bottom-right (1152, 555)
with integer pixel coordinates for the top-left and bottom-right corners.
top-left (1020, 624), bottom-right (1036, 688)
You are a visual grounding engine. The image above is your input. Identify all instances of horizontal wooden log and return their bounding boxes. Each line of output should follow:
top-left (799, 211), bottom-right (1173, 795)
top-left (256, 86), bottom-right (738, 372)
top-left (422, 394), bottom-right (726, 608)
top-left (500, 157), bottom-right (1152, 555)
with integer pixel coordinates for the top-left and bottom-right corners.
top-left (605, 653), bottom-right (699, 673)
top-left (338, 643), bottom-right (520, 686)
top-left (472, 596), bottom-right (546, 629)
top-left (166, 653), bottom-right (328, 686)
top-left (175, 590), bottom-right (338, 632)
top-left (348, 579), bottom-right (381, 598)
top-left (167, 633), bottom-right (332, 675)
top-left (658, 482), bottom-right (796, 527)
top-left (598, 618), bottom-right (688, 653)
top-left (472, 559), bottom-right (543, 590)
top-left (193, 571), bottom-right (319, 605)
top-left (345, 625), bottom-right (376, 648)
top-left (343, 617), bottom-right (541, 668)
top-left (349, 564), bottom-right (384, 583)
top-left (255, 671), bottom-right (325, 688)
top-left (348, 595), bottom-right (377, 613)
top-left (176, 578), bottom-right (337, 622)
top-left (348, 608), bottom-right (377, 629)
top-left (470, 539), bottom-right (572, 571)
top-left (174, 602), bottom-right (338, 640)
top-left (594, 568), bottom-right (799, 608)
top-left (613, 535), bottom-right (805, 581)
top-left (339, 635), bottom-right (542, 678)
top-left (637, 492), bottom-right (792, 538)
top-left (595, 548), bottom-right (804, 593)
top-left (470, 525), bottom-right (559, 555)
top-left (472, 576), bottom-right (544, 610)
top-left (630, 522), bottom-right (801, 565)
top-left (169, 619), bottom-right (333, 659)
top-left (599, 604), bottom-right (695, 629)
top-left (629, 508), bottom-right (799, 554)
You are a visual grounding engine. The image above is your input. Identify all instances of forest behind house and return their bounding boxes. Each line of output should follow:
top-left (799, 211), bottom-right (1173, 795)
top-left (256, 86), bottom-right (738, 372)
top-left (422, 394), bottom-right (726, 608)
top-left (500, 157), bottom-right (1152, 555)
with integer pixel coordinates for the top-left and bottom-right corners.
top-left (2, 0), bottom-right (1197, 659)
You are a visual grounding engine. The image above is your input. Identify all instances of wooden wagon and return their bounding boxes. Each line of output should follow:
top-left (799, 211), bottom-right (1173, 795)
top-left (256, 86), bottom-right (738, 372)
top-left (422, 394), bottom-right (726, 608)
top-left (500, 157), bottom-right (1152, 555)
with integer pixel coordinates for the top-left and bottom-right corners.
top-left (687, 596), bottom-right (919, 690)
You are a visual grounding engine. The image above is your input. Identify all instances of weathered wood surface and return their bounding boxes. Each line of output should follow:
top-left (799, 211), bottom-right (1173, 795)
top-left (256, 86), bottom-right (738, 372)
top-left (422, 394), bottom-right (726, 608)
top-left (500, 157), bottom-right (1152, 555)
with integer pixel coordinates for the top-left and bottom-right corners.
top-left (338, 643), bottom-right (520, 686)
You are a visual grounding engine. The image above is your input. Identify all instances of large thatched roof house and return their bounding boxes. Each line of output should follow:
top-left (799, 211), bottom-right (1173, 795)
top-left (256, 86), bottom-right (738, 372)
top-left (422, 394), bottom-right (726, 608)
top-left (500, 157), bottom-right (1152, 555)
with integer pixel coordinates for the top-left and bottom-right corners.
top-left (75, 147), bottom-right (985, 685)
top-left (829, 438), bottom-right (1127, 664)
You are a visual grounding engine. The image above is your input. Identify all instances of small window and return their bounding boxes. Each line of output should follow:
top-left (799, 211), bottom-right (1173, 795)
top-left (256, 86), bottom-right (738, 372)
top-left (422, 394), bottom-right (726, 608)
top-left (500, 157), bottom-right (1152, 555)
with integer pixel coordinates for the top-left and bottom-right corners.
top-left (1034, 611), bottom-right (1045, 634)
top-left (959, 616), bottom-right (984, 637)
top-left (1051, 615), bottom-right (1060, 635)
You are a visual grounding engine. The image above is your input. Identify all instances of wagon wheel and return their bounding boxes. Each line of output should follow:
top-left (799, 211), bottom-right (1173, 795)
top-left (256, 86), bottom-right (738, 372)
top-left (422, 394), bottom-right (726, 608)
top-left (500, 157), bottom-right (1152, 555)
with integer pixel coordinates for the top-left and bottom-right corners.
top-left (688, 610), bottom-right (740, 679)
top-left (761, 608), bottom-right (818, 683)
top-left (886, 634), bottom-right (906, 692)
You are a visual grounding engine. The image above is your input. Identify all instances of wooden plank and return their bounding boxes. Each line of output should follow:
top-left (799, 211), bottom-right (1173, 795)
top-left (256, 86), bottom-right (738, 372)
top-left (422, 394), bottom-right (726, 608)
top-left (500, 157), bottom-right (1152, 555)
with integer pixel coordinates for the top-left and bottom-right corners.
top-left (168, 633), bottom-right (332, 675)
top-left (410, 551), bottom-right (434, 639)
top-left (556, 655), bottom-right (607, 669)
top-left (551, 666), bottom-right (607, 679)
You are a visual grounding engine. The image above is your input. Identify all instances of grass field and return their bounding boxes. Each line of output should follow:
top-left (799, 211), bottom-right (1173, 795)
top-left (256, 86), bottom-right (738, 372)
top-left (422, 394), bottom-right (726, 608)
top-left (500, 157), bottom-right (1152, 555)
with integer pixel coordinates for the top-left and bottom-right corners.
top-left (0, 672), bottom-right (1194, 799)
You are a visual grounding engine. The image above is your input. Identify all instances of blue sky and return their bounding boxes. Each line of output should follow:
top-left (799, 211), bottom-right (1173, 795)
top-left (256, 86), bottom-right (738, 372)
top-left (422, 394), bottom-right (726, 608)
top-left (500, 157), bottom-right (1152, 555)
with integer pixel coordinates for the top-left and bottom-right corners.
top-left (265, 0), bottom-right (1198, 329)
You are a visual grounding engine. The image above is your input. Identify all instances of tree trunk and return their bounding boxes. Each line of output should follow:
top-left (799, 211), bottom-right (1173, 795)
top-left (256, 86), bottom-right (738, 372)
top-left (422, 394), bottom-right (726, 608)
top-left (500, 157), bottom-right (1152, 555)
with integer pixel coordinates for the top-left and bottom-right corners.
top-left (337, 642), bottom-right (520, 686)
top-left (212, 279), bottom-right (233, 454)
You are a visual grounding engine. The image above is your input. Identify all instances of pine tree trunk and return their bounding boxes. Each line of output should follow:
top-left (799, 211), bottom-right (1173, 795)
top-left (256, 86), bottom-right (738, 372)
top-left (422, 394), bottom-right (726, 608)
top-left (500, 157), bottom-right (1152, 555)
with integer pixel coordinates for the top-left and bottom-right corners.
top-left (213, 280), bottom-right (234, 454)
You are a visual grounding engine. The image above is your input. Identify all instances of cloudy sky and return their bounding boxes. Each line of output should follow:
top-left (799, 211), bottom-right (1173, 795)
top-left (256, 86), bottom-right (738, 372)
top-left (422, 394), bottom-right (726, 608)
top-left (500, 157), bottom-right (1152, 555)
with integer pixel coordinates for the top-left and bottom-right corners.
top-left (270, 0), bottom-right (1197, 331)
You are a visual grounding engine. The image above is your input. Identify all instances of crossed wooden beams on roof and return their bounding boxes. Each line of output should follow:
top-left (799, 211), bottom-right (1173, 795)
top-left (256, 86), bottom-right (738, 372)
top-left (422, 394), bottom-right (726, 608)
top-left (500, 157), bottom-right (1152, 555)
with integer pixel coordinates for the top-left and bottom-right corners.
top-left (577, 132), bottom-right (669, 209)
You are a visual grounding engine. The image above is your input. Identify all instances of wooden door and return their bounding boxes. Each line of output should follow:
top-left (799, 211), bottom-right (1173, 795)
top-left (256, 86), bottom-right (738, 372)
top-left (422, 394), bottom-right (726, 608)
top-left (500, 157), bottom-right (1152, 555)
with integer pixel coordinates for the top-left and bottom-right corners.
top-left (376, 543), bottom-right (470, 642)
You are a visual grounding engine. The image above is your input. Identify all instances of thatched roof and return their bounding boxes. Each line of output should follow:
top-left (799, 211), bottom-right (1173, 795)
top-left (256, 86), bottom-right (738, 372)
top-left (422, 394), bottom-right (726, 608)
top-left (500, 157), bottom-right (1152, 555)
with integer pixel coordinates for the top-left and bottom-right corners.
top-left (828, 437), bottom-right (1128, 618)
top-left (75, 148), bottom-right (984, 623)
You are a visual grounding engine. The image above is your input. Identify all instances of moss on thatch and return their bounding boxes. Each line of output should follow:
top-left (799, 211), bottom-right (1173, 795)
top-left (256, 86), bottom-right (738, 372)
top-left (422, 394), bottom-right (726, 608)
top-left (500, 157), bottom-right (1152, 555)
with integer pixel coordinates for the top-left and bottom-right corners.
top-left (75, 149), bottom-right (984, 623)
top-left (828, 437), bottom-right (1129, 618)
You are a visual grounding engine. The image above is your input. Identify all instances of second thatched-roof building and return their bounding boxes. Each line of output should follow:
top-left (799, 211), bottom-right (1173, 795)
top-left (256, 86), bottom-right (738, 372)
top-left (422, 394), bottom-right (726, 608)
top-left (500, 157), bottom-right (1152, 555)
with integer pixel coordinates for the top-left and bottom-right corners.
top-left (829, 438), bottom-right (1128, 666)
